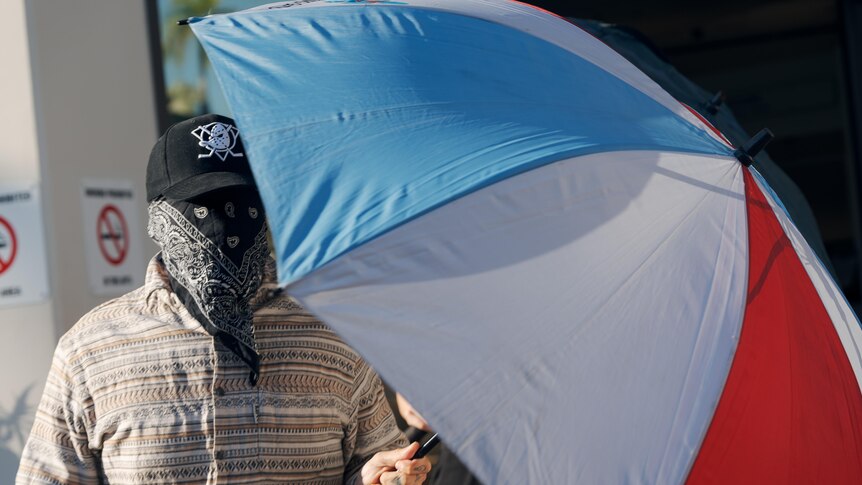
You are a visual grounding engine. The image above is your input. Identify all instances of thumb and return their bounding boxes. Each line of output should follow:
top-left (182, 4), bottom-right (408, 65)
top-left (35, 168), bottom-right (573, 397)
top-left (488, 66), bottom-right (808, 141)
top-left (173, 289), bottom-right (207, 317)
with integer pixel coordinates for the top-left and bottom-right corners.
top-left (369, 442), bottom-right (420, 468)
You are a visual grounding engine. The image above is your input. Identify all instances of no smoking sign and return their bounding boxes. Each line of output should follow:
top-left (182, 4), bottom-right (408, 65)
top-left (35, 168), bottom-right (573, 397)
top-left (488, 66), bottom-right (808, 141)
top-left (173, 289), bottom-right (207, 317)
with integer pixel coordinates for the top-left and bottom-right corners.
top-left (0, 185), bottom-right (50, 307)
top-left (0, 216), bottom-right (17, 276)
top-left (81, 179), bottom-right (144, 295)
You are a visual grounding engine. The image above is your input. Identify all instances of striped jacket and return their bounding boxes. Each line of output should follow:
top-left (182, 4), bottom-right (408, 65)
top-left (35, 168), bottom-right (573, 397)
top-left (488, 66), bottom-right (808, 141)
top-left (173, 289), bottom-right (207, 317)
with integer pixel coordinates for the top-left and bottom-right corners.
top-left (17, 256), bottom-right (405, 484)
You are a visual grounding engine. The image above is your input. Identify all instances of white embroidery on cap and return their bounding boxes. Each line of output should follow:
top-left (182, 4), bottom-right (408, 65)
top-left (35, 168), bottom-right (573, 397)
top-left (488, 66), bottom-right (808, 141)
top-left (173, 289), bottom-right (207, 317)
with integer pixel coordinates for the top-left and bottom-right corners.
top-left (227, 236), bottom-right (240, 248)
top-left (191, 122), bottom-right (244, 161)
top-left (225, 202), bottom-right (236, 218)
top-left (194, 206), bottom-right (209, 219)
top-left (248, 207), bottom-right (258, 219)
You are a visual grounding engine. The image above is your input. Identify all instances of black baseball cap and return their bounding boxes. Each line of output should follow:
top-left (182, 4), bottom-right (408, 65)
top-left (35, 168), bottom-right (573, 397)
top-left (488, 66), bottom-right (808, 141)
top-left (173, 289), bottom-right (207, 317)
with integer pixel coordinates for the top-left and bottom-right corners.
top-left (146, 114), bottom-right (257, 202)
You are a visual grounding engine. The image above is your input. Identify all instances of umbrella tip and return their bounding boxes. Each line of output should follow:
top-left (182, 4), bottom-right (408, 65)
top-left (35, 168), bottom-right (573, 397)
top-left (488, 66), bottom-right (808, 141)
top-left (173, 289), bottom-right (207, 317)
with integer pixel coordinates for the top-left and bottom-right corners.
top-left (704, 90), bottom-right (724, 115)
top-left (177, 18), bottom-right (191, 26)
top-left (734, 128), bottom-right (774, 167)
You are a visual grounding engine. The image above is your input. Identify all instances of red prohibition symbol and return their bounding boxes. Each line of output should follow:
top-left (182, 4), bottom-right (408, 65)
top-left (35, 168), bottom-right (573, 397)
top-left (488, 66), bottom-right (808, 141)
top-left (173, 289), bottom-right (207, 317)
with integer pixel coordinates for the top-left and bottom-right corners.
top-left (0, 216), bottom-right (17, 276)
top-left (97, 204), bottom-right (128, 266)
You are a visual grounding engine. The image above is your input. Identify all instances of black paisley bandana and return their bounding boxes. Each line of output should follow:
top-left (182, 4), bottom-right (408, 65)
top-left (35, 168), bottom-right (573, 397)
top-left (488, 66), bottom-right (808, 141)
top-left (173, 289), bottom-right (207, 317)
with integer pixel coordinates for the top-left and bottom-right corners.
top-left (147, 191), bottom-right (268, 378)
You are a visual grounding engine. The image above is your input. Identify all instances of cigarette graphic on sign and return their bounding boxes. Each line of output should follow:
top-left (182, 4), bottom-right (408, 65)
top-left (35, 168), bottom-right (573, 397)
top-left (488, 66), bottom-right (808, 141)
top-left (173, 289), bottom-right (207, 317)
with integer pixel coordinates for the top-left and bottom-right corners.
top-left (97, 205), bottom-right (128, 266)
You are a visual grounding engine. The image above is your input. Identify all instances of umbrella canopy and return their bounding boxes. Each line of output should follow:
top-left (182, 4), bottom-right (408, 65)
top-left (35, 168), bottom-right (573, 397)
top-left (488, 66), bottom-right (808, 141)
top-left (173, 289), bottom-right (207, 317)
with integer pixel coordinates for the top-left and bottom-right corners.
top-left (190, 1), bottom-right (862, 483)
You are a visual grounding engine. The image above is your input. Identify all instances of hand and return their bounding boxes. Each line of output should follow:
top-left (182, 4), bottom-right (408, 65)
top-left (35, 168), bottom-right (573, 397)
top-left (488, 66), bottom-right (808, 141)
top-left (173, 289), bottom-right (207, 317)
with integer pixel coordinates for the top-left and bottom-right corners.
top-left (395, 393), bottom-right (432, 432)
top-left (360, 442), bottom-right (431, 485)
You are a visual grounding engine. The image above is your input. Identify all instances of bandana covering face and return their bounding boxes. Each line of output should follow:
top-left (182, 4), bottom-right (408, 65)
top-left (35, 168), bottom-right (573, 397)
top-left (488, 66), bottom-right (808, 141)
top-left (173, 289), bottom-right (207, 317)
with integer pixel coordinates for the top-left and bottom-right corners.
top-left (147, 188), bottom-right (268, 378)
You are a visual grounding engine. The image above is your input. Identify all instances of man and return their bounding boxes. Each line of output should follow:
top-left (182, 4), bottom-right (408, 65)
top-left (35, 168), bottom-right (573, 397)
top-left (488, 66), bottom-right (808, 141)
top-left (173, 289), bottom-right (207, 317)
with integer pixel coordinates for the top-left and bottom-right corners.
top-left (17, 114), bottom-right (430, 485)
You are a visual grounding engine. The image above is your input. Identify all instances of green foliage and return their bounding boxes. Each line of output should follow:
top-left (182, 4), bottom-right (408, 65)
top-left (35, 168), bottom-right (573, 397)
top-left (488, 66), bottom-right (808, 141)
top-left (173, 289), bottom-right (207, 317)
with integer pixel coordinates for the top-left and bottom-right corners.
top-left (162, 0), bottom-right (226, 116)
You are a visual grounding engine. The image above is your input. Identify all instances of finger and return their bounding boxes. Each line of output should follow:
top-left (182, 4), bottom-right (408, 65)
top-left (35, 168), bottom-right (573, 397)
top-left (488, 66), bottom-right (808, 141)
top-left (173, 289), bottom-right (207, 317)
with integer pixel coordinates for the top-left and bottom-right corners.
top-left (363, 465), bottom-right (394, 485)
top-left (379, 471), bottom-right (401, 485)
top-left (404, 413), bottom-right (431, 432)
top-left (366, 442), bottom-right (420, 469)
top-left (394, 457), bottom-right (432, 475)
top-left (405, 409), bottom-right (429, 430)
top-left (380, 470), bottom-right (427, 485)
top-left (396, 394), bottom-right (431, 431)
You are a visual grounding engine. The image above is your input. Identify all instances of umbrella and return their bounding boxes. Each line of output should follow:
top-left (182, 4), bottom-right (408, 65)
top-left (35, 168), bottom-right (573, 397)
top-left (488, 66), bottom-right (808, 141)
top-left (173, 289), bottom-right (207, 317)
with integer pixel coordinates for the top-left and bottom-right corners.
top-left (189, 1), bottom-right (862, 483)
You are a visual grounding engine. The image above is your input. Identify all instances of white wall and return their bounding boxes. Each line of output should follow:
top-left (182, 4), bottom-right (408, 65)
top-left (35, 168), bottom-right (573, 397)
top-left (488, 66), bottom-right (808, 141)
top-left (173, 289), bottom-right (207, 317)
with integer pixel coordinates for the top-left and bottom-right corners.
top-left (0, 1), bottom-right (159, 480)
top-left (27, 0), bottom-right (159, 332)
top-left (0, 1), bottom-right (56, 481)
